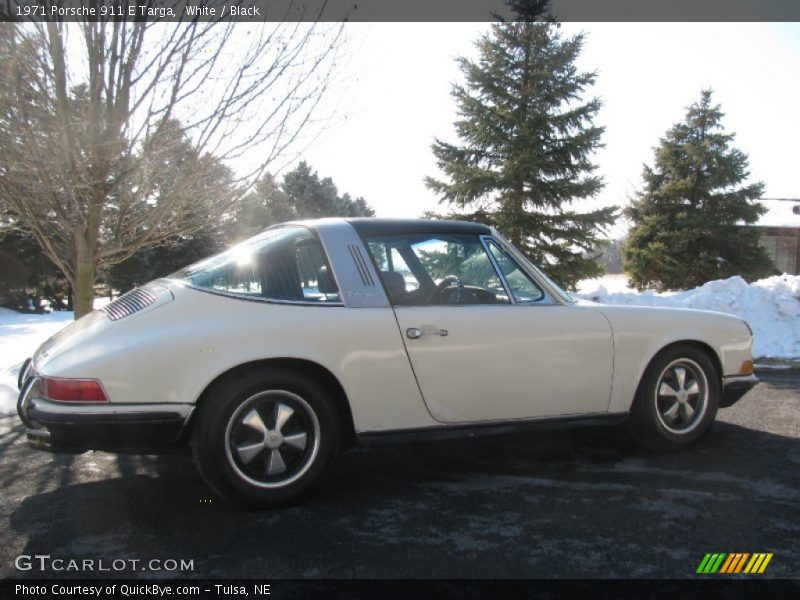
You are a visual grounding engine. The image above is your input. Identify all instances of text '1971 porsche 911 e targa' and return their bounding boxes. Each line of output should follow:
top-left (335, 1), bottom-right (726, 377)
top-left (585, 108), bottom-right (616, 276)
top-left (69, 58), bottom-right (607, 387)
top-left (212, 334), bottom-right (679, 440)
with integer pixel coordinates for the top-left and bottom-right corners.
top-left (17, 218), bottom-right (759, 507)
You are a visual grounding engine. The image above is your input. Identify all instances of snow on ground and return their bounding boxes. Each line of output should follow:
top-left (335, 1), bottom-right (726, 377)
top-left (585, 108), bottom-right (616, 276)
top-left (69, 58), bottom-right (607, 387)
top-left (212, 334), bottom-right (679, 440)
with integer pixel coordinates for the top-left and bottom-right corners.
top-left (0, 297), bottom-right (112, 416)
top-left (576, 274), bottom-right (800, 360)
top-left (576, 273), bottom-right (638, 296)
top-left (0, 308), bottom-right (75, 416)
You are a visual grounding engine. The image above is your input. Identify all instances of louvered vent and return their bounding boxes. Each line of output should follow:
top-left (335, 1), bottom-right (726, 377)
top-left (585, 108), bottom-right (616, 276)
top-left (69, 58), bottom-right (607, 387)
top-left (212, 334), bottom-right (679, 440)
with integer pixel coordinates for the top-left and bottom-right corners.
top-left (347, 244), bottom-right (375, 286)
top-left (102, 288), bottom-right (157, 321)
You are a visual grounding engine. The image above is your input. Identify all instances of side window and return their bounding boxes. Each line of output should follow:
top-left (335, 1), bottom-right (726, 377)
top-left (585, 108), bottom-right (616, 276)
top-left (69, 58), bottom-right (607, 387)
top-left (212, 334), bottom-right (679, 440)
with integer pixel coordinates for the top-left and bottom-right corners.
top-left (178, 227), bottom-right (340, 303)
top-left (366, 234), bottom-right (510, 306)
top-left (389, 248), bottom-right (420, 292)
top-left (485, 240), bottom-right (544, 302)
top-left (367, 242), bottom-right (421, 293)
top-left (295, 238), bottom-right (340, 302)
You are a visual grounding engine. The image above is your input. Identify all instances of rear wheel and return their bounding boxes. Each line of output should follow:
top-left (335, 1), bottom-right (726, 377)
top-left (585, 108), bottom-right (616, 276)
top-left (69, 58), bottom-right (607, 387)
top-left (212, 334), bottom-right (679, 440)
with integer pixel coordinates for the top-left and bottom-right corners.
top-left (192, 368), bottom-right (340, 508)
top-left (627, 345), bottom-right (720, 451)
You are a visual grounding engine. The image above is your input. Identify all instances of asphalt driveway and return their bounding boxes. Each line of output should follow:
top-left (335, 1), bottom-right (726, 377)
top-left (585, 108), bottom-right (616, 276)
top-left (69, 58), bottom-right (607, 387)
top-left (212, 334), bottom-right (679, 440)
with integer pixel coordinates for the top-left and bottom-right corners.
top-left (1, 372), bottom-right (798, 579)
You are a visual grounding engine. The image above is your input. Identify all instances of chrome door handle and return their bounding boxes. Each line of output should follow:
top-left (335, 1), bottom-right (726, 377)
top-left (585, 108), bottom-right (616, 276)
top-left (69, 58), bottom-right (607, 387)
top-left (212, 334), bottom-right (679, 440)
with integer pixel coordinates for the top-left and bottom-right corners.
top-left (406, 327), bottom-right (448, 339)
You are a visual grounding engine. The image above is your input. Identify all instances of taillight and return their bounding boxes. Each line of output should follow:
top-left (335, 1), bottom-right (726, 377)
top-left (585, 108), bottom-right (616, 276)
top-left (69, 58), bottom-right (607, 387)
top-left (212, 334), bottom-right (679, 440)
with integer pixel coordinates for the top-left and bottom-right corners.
top-left (41, 377), bottom-right (109, 402)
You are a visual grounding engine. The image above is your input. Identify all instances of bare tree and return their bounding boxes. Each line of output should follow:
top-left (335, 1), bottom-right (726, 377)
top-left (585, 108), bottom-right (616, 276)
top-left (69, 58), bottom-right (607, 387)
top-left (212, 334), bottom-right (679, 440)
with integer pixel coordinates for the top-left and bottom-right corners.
top-left (0, 18), bottom-right (344, 317)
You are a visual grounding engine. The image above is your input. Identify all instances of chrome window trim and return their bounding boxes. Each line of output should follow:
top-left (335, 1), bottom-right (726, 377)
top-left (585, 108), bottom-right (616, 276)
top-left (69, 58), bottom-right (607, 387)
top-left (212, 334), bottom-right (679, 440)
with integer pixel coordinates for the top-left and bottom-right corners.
top-left (176, 281), bottom-right (345, 307)
top-left (479, 236), bottom-right (554, 306)
top-left (172, 224), bottom-right (346, 307)
top-left (489, 228), bottom-right (573, 305)
top-left (479, 235), bottom-right (517, 304)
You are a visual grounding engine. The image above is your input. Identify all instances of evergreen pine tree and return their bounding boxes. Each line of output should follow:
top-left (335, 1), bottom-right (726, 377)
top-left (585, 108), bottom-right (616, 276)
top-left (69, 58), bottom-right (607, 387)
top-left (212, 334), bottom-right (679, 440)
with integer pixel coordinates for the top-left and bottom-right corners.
top-left (106, 231), bottom-right (224, 295)
top-left (229, 161), bottom-right (375, 242)
top-left (425, 22), bottom-right (615, 289)
top-left (0, 225), bottom-right (69, 310)
top-left (623, 90), bottom-right (775, 291)
top-left (282, 162), bottom-right (342, 218)
top-left (229, 174), bottom-right (294, 242)
top-left (282, 161), bottom-right (375, 219)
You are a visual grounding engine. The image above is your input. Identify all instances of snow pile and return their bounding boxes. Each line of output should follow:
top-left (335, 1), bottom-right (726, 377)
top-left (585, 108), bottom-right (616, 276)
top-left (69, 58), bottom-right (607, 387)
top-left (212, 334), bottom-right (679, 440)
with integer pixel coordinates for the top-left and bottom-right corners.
top-left (577, 274), bottom-right (800, 360)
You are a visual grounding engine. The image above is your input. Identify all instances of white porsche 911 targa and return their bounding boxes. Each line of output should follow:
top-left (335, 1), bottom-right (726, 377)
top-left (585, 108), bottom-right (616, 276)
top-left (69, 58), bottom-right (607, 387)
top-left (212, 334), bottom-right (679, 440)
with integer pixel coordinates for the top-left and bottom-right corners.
top-left (18, 218), bottom-right (758, 507)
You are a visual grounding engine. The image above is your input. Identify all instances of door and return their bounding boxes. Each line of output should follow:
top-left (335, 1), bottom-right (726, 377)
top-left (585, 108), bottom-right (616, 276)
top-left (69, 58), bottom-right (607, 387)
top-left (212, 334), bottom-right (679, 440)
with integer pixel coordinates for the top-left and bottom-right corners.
top-left (364, 233), bottom-right (614, 423)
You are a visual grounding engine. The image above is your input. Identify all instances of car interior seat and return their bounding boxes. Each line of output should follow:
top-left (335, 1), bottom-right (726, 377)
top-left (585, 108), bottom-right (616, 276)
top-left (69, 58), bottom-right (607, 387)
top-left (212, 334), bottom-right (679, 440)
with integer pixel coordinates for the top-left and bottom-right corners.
top-left (317, 266), bottom-right (339, 298)
top-left (380, 271), bottom-right (407, 304)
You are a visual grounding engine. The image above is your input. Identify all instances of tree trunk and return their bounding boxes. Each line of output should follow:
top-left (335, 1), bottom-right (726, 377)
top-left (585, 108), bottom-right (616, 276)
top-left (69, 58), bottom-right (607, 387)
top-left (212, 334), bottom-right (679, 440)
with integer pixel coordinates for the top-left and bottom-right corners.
top-left (72, 259), bottom-right (96, 319)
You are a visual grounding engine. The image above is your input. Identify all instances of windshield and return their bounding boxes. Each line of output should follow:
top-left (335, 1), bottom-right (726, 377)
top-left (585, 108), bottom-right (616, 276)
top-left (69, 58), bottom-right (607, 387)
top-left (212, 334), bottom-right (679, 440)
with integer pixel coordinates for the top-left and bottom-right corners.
top-left (172, 226), bottom-right (340, 304)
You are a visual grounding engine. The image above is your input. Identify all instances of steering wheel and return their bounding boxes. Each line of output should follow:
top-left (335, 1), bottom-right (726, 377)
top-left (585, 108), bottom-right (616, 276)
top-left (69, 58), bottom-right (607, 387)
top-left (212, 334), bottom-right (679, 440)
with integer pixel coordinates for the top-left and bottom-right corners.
top-left (428, 275), bottom-right (464, 304)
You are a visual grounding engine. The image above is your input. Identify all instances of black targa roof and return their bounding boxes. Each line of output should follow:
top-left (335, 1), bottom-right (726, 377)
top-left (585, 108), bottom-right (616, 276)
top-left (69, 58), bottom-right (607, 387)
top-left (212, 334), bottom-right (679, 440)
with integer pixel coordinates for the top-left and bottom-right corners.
top-left (346, 218), bottom-right (492, 237)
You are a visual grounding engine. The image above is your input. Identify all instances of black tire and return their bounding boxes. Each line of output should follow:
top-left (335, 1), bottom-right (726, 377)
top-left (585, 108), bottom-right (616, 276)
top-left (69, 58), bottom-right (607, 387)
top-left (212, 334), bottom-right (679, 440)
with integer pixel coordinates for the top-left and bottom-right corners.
top-left (191, 368), bottom-right (341, 508)
top-left (626, 344), bottom-right (720, 451)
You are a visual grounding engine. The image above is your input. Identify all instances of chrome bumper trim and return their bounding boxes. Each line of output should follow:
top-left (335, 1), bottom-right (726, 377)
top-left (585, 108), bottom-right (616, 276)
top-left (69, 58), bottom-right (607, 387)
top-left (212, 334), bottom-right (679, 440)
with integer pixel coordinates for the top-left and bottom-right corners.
top-left (720, 373), bottom-right (759, 408)
top-left (723, 374), bottom-right (759, 387)
top-left (17, 376), bottom-right (40, 428)
top-left (17, 358), bottom-right (33, 391)
top-left (22, 399), bottom-right (195, 453)
top-left (25, 397), bottom-right (194, 420)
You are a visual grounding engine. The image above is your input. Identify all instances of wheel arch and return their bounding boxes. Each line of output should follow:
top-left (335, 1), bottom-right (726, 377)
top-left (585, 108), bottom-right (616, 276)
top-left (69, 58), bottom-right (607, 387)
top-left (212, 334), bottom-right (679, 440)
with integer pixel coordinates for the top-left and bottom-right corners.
top-left (637, 339), bottom-right (723, 398)
top-left (185, 358), bottom-right (357, 447)
top-left (625, 338), bottom-right (724, 450)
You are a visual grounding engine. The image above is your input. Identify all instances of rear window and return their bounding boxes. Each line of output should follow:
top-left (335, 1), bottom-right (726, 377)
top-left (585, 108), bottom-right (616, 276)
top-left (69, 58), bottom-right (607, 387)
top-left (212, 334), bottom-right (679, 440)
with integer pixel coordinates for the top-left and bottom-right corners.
top-left (173, 226), bottom-right (340, 304)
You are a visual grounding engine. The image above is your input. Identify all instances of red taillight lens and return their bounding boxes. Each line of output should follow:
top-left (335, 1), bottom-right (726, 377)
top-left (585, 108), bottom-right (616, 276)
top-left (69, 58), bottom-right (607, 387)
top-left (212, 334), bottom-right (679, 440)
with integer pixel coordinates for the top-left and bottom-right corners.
top-left (41, 377), bottom-right (109, 402)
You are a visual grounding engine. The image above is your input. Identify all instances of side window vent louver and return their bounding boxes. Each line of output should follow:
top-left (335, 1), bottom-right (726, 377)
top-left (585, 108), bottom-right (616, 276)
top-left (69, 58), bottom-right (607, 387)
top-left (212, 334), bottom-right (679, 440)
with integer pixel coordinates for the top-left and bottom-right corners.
top-left (348, 244), bottom-right (375, 287)
top-left (102, 288), bottom-right (157, 321)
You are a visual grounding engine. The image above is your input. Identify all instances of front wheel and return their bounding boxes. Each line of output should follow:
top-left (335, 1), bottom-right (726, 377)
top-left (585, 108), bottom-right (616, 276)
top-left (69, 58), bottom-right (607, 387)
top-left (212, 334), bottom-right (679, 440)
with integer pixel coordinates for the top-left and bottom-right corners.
top-left (191, 368), bottom-right (341, 508)
top-left (627, 345), bottom-right (720, 451)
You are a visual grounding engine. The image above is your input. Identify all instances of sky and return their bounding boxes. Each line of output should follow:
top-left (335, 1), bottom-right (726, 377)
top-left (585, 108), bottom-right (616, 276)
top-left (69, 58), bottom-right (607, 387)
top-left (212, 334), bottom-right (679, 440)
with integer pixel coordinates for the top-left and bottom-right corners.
top-left (286, 22), bottom-right (800, 239)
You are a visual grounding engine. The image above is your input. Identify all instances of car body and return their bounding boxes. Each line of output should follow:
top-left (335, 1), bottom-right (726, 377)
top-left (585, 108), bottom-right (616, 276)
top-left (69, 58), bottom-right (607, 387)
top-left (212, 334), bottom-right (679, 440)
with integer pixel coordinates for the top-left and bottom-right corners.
top-left (17, 218), bottom-right (759, 506)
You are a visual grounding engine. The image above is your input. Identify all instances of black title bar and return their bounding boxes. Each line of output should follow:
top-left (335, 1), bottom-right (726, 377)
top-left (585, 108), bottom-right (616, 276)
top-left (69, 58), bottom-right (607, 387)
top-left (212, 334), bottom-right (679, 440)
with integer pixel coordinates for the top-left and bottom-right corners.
top-left (4, 578), bottom-right (800, 600)
top-left (2, 0), bottom-right (800, 22)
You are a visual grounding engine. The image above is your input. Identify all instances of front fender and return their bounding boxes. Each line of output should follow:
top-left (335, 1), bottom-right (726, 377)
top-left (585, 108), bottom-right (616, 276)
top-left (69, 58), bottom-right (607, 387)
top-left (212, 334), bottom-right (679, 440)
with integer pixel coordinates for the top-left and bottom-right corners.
top-left (596, 305), bottom-right (753, 412)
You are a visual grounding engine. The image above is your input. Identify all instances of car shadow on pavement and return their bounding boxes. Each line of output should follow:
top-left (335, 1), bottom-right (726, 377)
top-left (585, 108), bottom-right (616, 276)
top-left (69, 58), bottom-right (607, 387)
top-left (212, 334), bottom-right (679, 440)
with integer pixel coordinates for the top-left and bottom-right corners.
top-left (4, 418), bottom-right (799, 578)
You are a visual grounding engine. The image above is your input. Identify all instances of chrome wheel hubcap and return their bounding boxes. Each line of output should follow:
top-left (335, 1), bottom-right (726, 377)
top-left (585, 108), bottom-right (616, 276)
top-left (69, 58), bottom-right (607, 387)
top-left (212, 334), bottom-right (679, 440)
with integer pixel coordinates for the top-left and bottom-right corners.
top-left (654, 358), bottom-right (709, 434)
top-left (225, 390), bottom-right (320, 489)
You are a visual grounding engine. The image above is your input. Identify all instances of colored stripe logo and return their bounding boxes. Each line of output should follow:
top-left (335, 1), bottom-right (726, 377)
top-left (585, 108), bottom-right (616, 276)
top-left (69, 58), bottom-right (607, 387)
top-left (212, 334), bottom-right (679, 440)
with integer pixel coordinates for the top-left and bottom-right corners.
top-left (696, 553), bottom-right (773, 574)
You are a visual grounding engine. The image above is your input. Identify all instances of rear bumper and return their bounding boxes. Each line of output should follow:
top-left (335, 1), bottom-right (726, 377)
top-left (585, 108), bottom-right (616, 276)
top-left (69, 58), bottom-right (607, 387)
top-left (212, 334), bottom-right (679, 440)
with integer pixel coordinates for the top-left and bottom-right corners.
top-left (18, 372), bottom-right (193, 454)
top-left (720, 374), bottom-right (759, 408)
